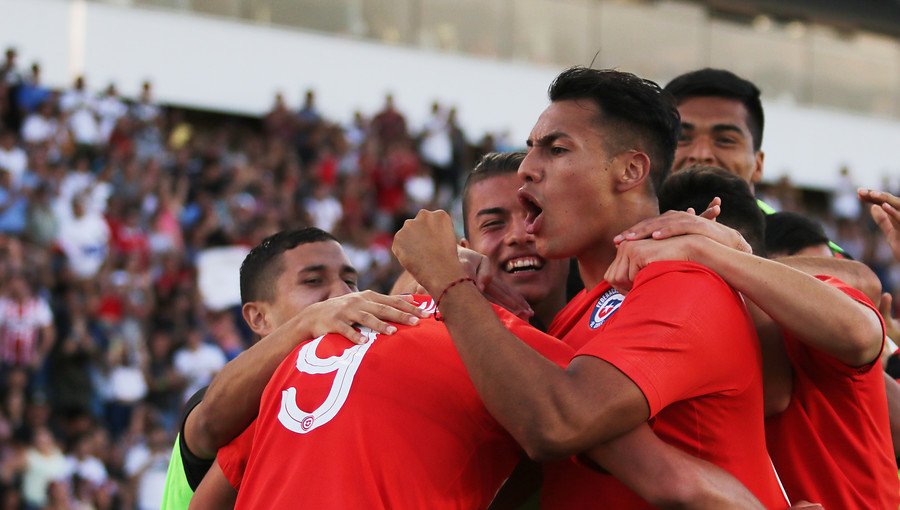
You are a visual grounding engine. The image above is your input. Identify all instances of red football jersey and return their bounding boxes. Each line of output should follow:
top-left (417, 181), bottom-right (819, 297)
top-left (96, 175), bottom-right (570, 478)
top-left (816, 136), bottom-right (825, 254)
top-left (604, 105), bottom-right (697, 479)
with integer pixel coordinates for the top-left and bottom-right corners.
top-left (766, 276), bottom-right (899, 508)
top-left (222, 296), bottom-right (573, 509)
top-left (542, 261), bottom-right (788, 509)
top-left (219, 420), bottom-right (255, 491)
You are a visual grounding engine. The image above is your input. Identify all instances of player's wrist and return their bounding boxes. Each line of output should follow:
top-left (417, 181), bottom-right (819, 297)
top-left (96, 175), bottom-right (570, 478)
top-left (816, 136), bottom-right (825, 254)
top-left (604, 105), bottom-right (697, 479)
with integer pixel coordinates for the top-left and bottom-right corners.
top-left (421, 270), bottom-right (468, 297)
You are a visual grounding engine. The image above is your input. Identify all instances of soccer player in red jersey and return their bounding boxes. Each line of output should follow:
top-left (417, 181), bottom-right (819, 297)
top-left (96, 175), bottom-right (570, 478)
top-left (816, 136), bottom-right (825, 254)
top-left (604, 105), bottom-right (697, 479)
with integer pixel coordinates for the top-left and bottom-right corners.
top-left (393, 67), bottom-right (789, 508)
top-left (218, 295), bottom-right (572, 509)
top-left (606, 167), bottom-right (897, 508)
top-left (161, 228), bottom-right (426, 509)
top-left (459, 153), bottom-right (770, 507)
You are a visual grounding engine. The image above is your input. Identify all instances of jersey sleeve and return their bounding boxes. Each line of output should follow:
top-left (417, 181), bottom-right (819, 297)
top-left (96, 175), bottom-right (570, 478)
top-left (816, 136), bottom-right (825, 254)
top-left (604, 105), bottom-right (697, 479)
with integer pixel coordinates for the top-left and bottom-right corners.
top-left (177, 386), bottom-right (214, 490)
top-left (493, 305), bottom-right (574, 367)
top-left (217, 419), bottom-right (257, 490)
top-left (575, 261), bottom-right (755, 417)
top-left (788, 275), bottom-right (887, 377)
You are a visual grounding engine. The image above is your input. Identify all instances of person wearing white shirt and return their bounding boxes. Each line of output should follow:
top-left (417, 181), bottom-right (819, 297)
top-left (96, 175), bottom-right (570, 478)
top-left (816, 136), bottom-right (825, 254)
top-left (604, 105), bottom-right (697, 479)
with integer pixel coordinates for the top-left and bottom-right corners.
top-left (55, 194), bottom-right (110, 279)
top-left (95, 83), bottom-right (128, 143)
top-left (173, 329), bottom-right (226, 404)
top-left (0, 129), bottom-right (27, 185)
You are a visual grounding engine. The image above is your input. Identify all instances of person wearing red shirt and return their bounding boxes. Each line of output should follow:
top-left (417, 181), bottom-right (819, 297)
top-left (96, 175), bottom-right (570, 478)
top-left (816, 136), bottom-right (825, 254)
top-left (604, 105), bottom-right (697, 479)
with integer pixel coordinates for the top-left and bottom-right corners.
top-left (160, 227), bottom-right (425, 510)
top-left (393, 68), bottom-right (788, 508)
top-left (220, 296), bottom-right (572, 509)
top-left (764, 279), bottom-right (895, 508)
top-left (606, 166), bottom-right (896, 508)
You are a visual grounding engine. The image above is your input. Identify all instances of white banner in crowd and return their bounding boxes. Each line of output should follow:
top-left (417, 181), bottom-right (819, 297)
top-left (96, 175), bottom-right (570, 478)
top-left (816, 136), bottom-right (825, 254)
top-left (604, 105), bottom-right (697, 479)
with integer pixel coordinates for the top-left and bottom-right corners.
top-left (197, 246), bottom-right (251, 312)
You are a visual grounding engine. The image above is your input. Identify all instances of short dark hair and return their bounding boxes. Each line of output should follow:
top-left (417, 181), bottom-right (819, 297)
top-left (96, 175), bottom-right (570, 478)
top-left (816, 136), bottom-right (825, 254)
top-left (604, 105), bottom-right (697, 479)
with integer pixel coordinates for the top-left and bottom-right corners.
top-left (764, 212), bottom-right (830, 257)
top-left (462, 152), bottom-right (525, 238)
top-left (548, 67), bottom-right (680, 195)
top-left (239, 227), bottom-right (338, 304)
top-left (658, 166), bottom-right (766, 256)
top-left (665, 68), bottom-right (765, 151)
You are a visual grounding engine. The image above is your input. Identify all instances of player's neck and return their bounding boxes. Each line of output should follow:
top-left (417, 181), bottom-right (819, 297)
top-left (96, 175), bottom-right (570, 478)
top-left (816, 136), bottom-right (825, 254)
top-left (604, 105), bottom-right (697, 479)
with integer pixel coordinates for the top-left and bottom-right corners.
top-left (531, 286), bottom-right (567, 331)
top-left (577, 201), bottom-right (659, 289)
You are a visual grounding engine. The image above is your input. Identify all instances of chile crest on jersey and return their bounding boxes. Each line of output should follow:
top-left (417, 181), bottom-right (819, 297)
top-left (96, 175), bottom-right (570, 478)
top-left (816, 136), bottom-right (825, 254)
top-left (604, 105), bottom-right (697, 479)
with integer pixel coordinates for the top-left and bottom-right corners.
top-left (589, 288), bottom-right (624, 329)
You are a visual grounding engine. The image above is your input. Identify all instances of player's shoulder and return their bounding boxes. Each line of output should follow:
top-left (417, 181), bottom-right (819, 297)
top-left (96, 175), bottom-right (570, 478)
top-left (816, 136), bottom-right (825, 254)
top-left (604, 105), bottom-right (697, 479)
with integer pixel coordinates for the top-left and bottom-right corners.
top-left (633, 260), bottom-right (728, 290)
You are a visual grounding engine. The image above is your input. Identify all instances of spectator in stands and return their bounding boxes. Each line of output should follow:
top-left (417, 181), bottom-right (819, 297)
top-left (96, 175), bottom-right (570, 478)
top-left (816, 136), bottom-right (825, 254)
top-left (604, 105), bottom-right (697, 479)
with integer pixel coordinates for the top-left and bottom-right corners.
top-left (123, 424), bottom-right (169, 510)
top-left (294, 89), bottom-right (322, 166)
top-left (172, 328), bottom-right (225, 405)
top-left (131, 81), bottom-right (159, 125)
top-left (58, 77), bottom-right (93, 115)
top-left (95, 83), bottom-right (127, 145)
top-left (0, 169), bottom-right (28, 236)
top-left (263, 92), bottom-right (294, 144)
top-left (832, 166), bottom-right (861, 223)
top-left (371, 93), bottom-right (408, 149)
top-left (0, 129), bottom-right (27, 185)
top-left (15, 63), bottom-right (48, 119)
top-left (48, 313), bottom-right (95, 432)
top-left (0, 48), bottom-right (20, 131)
top-left (60, 77), bottom-right (100, 162)
top-left (419, 101), bottom-right (455, 198)
top-left (20, 99), bottom-right (62, 149)
top-left (25, 183), bottom-right (59, 249)
top-left (62, 434), bottom-right (107, 493)
top-left (55, 193), bottom-right (110, 281)
top-left (0, 48), bottom-right (21, 87)
top-left (0, 272), bottom-right (54, 387)
top-left (16, 426), bottom-right (68, 510)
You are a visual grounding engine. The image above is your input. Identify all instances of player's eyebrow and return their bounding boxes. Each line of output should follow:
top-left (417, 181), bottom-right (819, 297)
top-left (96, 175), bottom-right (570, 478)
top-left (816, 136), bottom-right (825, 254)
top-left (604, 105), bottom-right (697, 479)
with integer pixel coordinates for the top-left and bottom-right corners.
top-left (681, 122), bottom-right (745, 137)
top-left (526, 131), bottom-right (568, 148)
top-left (710, 124), bottom-right (746, 137)
top-left (476, 207), bottom-right (506, 217)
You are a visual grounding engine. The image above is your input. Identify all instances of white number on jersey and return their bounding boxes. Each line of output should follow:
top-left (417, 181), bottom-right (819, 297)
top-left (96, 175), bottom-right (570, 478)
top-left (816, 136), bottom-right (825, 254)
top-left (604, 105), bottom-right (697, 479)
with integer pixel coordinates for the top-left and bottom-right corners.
top-left (278, 328), bottom-right (378, 434)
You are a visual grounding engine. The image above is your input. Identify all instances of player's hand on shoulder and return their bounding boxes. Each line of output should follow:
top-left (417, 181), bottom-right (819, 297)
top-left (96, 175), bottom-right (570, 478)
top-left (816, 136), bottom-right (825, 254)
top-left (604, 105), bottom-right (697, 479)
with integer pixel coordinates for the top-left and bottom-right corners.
top-left (614, 206), bottom-right (751, 254)
top-left (605, 236), bottom-right (705, 293)
top-left (303, 291), bottom-right (431, 344)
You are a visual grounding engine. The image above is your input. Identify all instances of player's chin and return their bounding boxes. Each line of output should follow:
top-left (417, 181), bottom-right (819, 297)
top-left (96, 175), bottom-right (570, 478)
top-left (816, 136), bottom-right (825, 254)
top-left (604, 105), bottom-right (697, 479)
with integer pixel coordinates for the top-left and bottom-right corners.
top-left (501, 275), bottom-right (546, 301)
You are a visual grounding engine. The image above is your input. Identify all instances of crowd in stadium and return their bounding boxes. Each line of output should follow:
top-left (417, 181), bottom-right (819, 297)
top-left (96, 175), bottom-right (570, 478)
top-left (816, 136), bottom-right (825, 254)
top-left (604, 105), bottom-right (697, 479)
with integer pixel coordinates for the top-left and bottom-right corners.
top-left (0, 41), bottom-right (898, 510)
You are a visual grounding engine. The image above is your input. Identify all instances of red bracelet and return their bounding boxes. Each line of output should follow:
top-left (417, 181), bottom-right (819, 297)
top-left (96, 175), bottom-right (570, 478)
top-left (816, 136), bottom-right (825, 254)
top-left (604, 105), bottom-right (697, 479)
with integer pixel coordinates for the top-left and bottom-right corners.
top-left (434, 277), bottom-right (476, 317)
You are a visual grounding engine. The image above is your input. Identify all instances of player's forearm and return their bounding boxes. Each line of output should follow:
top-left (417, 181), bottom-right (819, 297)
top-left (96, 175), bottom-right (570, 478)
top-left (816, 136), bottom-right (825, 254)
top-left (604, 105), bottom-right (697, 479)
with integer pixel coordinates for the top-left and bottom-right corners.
top-left (187, 315), bottom-right (315, 458)
top-left (437, 283), bottom-right (633, 460)
top-left (389, 270), bottom-right (423, 295)
top-left (188, 462), bottom-right (237, 510)
top-left (692, 239), bottom-right (883, 367)
top-left (776, 256), bottom-right (882, 305)
top-left (587, 425), bottom-right (764, 510)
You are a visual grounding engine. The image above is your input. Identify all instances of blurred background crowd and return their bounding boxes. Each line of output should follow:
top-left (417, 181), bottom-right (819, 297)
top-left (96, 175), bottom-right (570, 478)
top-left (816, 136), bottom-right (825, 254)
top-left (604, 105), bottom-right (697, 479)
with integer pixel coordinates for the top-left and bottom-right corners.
top-left (0, 41), bottom-right (897, 509)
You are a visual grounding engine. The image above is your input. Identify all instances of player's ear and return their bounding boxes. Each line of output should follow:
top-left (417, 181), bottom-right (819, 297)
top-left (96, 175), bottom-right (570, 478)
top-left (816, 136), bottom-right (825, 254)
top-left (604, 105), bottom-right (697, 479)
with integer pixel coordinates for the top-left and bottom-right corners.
top-left (616, 150), bottom-right (651, 193)
top-left (242, 302), bottom-right (271, 336)
top-left (459, 238), bottom-right (470, 248)
top-left (751, 150), bottom-right (765, 185)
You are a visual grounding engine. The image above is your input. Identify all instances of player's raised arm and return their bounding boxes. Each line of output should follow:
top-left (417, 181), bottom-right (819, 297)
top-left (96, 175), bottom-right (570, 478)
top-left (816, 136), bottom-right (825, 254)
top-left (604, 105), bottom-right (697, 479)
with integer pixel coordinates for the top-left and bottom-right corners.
top-left (608, 213), bottom-right (883, 368)
top-left (393, 210), bottom-right (650, 460)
